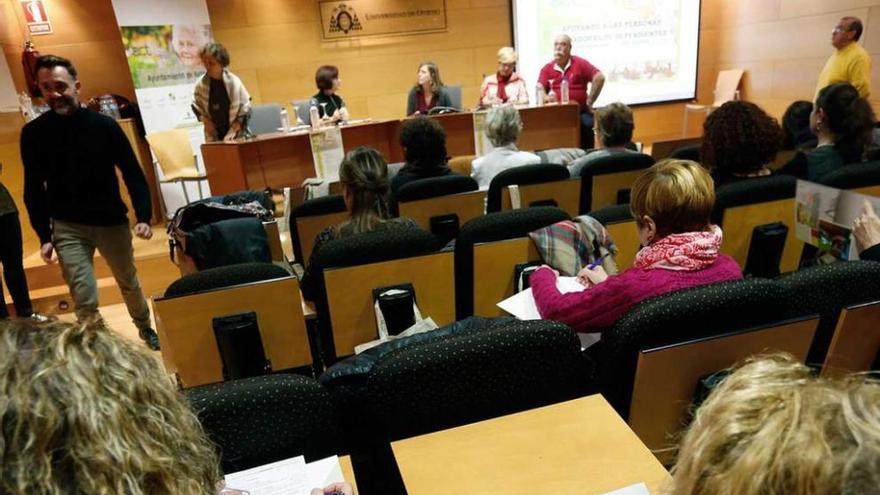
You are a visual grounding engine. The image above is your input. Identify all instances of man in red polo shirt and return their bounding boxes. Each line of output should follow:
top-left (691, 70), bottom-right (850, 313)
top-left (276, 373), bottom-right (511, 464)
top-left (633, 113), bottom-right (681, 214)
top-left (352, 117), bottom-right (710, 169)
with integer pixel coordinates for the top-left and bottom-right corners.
top-left (538, 34), bottom-right (606, 149)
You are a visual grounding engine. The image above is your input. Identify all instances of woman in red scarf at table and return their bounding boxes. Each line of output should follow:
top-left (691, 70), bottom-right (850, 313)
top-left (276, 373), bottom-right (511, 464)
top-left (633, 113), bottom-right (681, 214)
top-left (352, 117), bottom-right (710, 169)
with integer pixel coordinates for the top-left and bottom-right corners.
top-left (531, 159), bottom-right (743, 333)
top-left (479, 47), bottom-right (529, 107)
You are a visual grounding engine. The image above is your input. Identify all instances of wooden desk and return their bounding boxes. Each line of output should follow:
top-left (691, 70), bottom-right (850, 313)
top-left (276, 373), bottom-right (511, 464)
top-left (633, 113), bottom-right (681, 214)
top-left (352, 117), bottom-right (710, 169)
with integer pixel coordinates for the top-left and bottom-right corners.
top-left (391, 395), bottom-right (670, 495)
top-left (202, 119), bottom-right (398, 195)
top-left (203, 105), bottom-right (581, 195)
top-left (339, 455), bottom-right (358, 494)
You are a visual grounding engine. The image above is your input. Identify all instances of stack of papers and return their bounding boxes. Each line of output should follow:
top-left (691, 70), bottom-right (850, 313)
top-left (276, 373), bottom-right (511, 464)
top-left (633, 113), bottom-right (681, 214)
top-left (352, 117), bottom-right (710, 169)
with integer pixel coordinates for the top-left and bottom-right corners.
top-left (223, 455), bottom-right (345, 495)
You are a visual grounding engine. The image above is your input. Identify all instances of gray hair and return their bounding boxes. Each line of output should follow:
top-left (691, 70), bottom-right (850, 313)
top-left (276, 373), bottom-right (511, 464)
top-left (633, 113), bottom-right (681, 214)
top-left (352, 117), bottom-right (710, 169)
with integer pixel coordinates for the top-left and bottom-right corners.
top-left (486, 105), bottom-right (523, 147)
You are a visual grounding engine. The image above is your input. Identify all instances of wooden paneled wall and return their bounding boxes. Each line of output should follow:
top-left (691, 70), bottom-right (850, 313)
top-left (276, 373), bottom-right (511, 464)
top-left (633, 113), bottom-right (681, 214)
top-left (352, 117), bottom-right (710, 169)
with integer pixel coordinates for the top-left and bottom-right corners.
top-left (699, 0), bottom-right (880, 120)
top-left (3, 0), bottom-right (877, 257)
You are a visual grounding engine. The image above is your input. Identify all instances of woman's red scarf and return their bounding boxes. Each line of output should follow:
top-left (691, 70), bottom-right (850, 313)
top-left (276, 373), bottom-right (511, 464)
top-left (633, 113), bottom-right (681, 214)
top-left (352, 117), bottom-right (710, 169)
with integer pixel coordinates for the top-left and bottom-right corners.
top-left (496, 73), bottom-right (511, 102)
top-left (633, 225), bottom-right (723, 271)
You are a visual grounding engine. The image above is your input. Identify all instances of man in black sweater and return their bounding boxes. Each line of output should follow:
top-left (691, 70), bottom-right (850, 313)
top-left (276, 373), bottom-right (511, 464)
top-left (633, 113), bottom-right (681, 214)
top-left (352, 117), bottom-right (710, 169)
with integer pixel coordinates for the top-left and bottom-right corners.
top-left (21, 55), bottom-right (159, 350)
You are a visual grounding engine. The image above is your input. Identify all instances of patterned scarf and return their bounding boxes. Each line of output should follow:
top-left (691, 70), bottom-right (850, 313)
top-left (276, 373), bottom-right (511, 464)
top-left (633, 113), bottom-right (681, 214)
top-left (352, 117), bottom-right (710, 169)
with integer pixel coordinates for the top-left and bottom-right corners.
top-left (633, 225), bottom-right (723, 271)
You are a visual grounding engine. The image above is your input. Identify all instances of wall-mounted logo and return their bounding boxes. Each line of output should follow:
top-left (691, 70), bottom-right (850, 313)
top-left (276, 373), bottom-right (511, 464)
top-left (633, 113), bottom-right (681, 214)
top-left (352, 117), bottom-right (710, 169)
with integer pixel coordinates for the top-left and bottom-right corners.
top-left (328, 3), bottom-right (362, 35)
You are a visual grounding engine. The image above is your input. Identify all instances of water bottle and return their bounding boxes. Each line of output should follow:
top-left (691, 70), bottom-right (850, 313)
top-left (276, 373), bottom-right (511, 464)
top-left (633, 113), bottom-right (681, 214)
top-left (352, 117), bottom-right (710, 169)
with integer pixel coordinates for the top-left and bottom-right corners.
top-left (547, 86), bottom-right (557, 104)
top-left (309, 105), bottom-right (320, 129)
top-left (99, 95), bottom-right (121, 120)
top-left (561, 79), bottom-right (570, 104)
top-left (280, 108), bottom-right (290, 132)
top-left (536, 84), bottom-right (546, 107)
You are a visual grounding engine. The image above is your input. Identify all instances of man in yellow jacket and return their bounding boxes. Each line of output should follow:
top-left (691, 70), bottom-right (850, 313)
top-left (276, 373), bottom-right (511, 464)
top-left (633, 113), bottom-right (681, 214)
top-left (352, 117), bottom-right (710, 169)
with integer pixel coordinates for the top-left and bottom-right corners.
top-left (816, 17), bottom-right (871, 98)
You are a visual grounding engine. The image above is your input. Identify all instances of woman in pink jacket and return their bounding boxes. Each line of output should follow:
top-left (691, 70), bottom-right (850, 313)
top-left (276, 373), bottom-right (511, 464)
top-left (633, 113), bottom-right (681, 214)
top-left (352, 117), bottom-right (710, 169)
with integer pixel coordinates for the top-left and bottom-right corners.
top-left (531, 159), bottom-right (743, 332)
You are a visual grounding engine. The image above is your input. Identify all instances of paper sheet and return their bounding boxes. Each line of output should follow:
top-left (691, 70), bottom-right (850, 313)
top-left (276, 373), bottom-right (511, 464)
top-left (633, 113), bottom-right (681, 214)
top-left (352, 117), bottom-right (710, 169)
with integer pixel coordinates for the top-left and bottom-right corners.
top-left (601, 482), bottom-right (651, 495)
top-left (496, 276), bottom-right (586, 320)
top-left (224, 456), bottom-right (307, 495)
top-left (223, 455), bottom-right (346, 495)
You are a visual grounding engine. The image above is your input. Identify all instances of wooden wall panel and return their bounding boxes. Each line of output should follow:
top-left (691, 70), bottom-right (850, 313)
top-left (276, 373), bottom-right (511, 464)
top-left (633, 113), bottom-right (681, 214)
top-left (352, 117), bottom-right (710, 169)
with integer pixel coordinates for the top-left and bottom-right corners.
top-left (705, 0), bottom-right (880, 120)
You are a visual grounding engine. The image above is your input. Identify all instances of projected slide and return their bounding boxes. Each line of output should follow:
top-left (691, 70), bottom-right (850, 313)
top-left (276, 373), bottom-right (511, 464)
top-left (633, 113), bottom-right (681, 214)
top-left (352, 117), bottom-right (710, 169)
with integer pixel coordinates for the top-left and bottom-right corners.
top-left (513, 0), bottom-right (701, 106)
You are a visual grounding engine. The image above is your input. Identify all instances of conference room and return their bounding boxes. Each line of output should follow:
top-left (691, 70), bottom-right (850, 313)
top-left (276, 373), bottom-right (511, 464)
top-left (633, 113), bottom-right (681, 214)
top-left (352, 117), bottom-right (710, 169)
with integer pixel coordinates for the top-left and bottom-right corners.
top-left (2, 0), bottom-right (880, 494)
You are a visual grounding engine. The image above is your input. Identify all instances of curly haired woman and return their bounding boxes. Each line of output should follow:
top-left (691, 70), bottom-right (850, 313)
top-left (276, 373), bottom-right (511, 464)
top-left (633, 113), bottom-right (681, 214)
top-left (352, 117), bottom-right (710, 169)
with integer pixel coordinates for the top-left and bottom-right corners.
top-left (668, 353), bottom-right (880, 494)
top-left (700, 101), bottom-right (784, 188)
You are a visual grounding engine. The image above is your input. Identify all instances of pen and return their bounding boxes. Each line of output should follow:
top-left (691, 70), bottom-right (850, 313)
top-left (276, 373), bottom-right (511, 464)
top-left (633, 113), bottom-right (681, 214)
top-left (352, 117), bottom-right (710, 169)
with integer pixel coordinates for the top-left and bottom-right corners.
top-left (586, 252), bottom-right (611, 270)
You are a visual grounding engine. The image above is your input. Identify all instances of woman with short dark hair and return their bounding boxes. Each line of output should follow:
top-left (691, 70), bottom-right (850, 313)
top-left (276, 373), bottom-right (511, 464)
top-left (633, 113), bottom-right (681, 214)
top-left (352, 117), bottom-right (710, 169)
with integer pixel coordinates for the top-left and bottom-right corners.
top-left (406, 62), bottom-right (454, 116)
top-left (310, 65), bottom-right (350, 123)
top-left (567, 102), bottom-right (639, 177)
top-left (192, 42), bottom-right (251, 142)
top-left (392, 116), bottom-right (455, 192)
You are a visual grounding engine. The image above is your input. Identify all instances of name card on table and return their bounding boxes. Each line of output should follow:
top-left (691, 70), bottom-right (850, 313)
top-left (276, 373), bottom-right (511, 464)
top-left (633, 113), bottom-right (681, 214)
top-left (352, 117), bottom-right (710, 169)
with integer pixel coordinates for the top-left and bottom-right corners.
top-left (473, 111), bottom-right (494, 157)
top-left (310, 126), bottom-right (345, 181)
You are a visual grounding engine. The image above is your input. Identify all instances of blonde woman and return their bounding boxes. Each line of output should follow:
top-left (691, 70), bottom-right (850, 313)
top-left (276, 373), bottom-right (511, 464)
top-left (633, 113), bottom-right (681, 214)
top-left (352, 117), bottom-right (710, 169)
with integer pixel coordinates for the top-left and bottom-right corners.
top-left (669, 353), bottom-right (880, 494)
top-left (406, 62), bottom-right (453, 116)
top-left (0, 318), bottom-right (221, 494)
top-left (0, 319), bottom-right (352, 494)
top-left (479, 47), bottom-right (529, 107)
top-left (531, 160), bottom-right (742, 332)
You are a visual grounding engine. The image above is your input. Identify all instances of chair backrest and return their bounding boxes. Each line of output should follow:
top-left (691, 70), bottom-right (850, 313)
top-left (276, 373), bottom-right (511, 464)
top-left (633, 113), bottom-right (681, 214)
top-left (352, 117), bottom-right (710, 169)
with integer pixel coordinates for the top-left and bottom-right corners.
top-left (818, 160), bottom-right (880, 197)
top-left (713, 175), bottom-right (800, 272)
top-left (822, 301), bottom-right (880, 377)
top-left (589, 204), bottom-right (639, 270)
top-left (473, 237), bottom-right (541, 317)
top-left (669, 143), bottom-right (701, 162)
top-left (186, 374), bottom-right (342, 473)
top-left (249, 103), bottom-right (283, 135)
top-left (578, 152), bottom-right (654, 213)
top-left (292, 99), bottom-right (312, 125)
top-left (455, 207), bottom-right (569, 319)
top-left (145, 128), bottom-right (196, 180)
top-left (356, 319), bottom-right (588, 441)
top-left (309, 227), bottom-right (440, 361)
top-left (289, 195), bottom-right (349, 263)
top-left (448, 155), bottom-right (475, 176)
top-left (650, 137), bottom-right (701, 161)
top-left (597, 278), bottom-right (794, 419)
top-left (446, 84), bottom-right (463, 109)
top-left (153, 264), bottom-right (310, 387)
top-left (325, 251), bottom-right (455, 356)
top-left (712, 69), bottom-right (744, 107)
top-left (501, 178), bottom-right (581, 217)
top-left (777, 261), bottom-right (880, 365)
top-left (394, 175), bottom-right (478, 206)
top-left (486, 163), bottom-right (571, 213)
top-left (396, 182), bottom-right (485, 235)
top-left (630, 315), bottom-right (818, 461)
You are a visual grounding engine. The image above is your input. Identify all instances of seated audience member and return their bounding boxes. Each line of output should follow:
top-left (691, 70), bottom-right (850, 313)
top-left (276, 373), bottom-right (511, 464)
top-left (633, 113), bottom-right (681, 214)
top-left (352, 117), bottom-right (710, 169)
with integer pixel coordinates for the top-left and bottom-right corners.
top-left (668, 353), bottom-right (880, 495)
top-left (0, 318), bottom-right (220, 494)
top-left (392, 116), bottom-right (455, 193)
top-left (471, 105), bottom-right (540, 189)
top-left (301, 147), bottom-right (420, 300)
top-left (0, 318), bottom-right (352, 494)
top-left (853, 200), bottom-right (880, 261)
top-left (781, 83), bottom-right (875, 180)
top-left (406, 62), bottom-right (453, 116)
top-left (479, 47), bottom-right (529, 107)
top-left (310, 65), bottom-right (350, 123)
top-left (531, 159), bottom-right (742, 333)
top-left (782, 100), bottom-right (817, 150)
top-left (567, 102), bottom-right (638, 177)
top-left (701, 101), bottom-right (783, 188)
